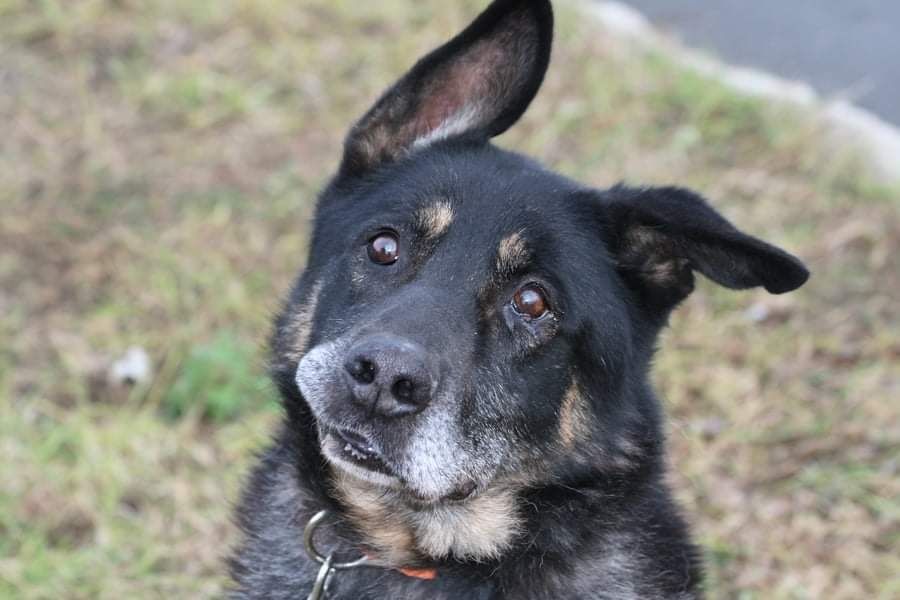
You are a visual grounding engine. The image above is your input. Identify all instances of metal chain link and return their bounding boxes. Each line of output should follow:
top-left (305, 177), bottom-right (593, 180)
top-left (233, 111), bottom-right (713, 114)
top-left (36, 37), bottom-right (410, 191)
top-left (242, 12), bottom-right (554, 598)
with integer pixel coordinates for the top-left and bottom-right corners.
top-left (303, 510), bottom-right (375, 599)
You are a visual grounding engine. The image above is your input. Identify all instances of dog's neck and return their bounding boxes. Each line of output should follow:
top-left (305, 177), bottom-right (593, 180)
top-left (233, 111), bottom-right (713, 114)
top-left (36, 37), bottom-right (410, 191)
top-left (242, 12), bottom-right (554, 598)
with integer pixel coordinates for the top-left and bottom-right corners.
top-left (329, 469), bottom-right (523, 566)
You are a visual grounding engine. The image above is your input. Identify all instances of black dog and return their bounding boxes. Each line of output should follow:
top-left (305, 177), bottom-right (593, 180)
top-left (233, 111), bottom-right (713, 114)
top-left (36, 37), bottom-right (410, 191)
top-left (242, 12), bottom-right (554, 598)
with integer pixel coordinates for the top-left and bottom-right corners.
top-left (229, 1), bottom-right (809, 597)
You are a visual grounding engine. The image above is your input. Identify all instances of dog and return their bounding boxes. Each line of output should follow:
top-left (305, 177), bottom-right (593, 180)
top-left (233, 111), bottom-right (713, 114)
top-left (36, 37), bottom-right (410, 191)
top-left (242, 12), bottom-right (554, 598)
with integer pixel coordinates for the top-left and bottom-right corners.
top-left (228, 0), bottom-right (809, 597)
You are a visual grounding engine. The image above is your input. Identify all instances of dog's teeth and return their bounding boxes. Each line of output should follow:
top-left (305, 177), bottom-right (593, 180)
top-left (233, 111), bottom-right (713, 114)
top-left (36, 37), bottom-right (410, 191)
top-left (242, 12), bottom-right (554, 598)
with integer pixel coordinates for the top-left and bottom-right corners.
top-left (339, 436), bottom-right (374, 461)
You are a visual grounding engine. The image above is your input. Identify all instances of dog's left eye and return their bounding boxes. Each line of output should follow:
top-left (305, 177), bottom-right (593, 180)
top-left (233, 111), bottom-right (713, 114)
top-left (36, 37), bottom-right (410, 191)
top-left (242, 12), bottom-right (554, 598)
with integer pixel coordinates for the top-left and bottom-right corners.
top-left (367, 232), bottom-right (400, 265)
top-left (512, 283), bottom-right (549, 320)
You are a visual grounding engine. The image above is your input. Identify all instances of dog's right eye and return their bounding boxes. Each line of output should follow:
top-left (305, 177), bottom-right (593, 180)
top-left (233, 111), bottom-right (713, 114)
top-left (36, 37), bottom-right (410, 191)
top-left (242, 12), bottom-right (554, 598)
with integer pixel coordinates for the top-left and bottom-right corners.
top-left (512, 283), bottom-right (549, 320)
top-left (367, 232), bottom-right (400, 265)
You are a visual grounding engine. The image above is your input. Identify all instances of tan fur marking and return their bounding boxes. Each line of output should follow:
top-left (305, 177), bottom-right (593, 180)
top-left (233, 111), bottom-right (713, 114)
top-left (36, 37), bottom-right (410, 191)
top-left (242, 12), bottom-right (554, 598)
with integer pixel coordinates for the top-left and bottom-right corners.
top-left (559, 376), bottom-right (591, 449)
top-left (284, 280), bottom-right (324, 364)
top-left (411, 487), bottom-right (521, 560)
top-left (496, 230), bottom-right (529, 276)
top-left (331, 472), bottom-right (418, 565)
top-left (331, 469), bottom-right (521, 563)
top-left (414, 200), bottom-right (454, 239)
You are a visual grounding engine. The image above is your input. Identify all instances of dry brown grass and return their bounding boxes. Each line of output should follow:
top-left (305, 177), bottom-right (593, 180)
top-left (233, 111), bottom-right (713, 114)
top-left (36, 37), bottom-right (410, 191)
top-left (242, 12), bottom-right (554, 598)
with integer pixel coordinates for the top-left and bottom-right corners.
top-left (2, 1), bottom-right (897, 598)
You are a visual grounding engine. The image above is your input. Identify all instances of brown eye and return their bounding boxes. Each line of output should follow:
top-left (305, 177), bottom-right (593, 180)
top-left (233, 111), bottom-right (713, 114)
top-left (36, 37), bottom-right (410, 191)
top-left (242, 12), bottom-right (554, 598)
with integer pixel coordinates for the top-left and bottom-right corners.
top-left (512, 283), bottom-right (549, 320)
top-left (367, 232), bottom-right (399, 265)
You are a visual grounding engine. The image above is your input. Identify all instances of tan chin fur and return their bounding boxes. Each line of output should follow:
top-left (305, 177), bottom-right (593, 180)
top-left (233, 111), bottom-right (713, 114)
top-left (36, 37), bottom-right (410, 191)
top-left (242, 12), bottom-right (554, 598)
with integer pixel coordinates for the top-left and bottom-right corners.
top-left (284, 280), bottom-right (324, 364)
top-left (331, 469), bottom-right (522, 564)
top-left (410, 486), bottom-right (521, 560)
top-left (331, 470), bottom-right (418, 565)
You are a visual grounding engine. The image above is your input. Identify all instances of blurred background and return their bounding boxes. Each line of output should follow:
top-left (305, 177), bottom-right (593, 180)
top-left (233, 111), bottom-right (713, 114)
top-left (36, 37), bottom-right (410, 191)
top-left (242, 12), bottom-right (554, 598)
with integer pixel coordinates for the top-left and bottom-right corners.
top-left (1, 1), bottom-right (897, 598)
top-left (624, 0), bottom-right (900, 126)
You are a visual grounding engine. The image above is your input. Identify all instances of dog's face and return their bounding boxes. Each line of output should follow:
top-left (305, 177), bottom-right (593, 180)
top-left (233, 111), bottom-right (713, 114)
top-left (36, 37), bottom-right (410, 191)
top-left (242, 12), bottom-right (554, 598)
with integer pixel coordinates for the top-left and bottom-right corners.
top-left (297, 149), bottom-right (629, 503)
top-left (276, 0), bottom-right (808, 510)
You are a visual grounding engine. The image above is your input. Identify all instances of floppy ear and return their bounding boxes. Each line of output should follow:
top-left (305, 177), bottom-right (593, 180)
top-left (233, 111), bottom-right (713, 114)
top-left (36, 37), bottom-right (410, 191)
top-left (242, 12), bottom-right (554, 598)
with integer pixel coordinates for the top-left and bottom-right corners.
top-left (602, 185), bottom-right (810, 310)
top-left (339, 0), bottom-right (553, 177)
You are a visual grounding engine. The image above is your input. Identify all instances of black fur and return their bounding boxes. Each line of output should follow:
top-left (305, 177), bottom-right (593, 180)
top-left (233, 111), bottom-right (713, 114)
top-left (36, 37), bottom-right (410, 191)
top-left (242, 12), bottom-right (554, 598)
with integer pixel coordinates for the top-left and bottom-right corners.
top-left (229, 1), bottom-right (809, 598)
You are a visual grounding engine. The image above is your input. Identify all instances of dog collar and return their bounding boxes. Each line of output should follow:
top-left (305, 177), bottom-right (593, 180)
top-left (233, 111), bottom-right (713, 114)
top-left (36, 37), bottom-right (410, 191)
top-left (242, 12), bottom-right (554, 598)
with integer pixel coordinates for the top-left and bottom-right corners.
top-left (303, 510), bottom-right (437, 599)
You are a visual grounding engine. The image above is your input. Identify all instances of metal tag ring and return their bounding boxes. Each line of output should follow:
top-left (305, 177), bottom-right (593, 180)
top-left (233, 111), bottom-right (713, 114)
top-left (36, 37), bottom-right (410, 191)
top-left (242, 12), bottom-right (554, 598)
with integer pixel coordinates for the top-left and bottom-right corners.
top-left (303, 510), bottom-right (371, 570)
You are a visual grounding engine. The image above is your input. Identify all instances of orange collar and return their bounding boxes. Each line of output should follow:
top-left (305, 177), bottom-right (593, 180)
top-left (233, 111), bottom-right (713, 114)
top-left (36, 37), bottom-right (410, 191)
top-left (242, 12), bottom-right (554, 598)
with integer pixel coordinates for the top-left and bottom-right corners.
top-left (395, 565), bottom-right (438, 580)
top-left (364, 554), bottom-right (437, 580)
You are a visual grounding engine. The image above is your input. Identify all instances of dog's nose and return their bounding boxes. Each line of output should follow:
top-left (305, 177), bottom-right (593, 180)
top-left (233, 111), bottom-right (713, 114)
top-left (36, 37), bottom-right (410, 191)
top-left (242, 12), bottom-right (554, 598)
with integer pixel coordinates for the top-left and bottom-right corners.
top-left (343, 335), bottom-right (434, 417)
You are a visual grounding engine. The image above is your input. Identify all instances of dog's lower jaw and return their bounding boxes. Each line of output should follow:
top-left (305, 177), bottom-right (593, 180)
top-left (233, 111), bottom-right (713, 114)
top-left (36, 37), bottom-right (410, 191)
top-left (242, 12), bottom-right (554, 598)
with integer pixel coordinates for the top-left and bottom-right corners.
top-left (331, 467), bottom-right (522, 565)
top-left (320, 432), bottom-right (402, 488)
top-left (323, 448), bottom-right (401, 489)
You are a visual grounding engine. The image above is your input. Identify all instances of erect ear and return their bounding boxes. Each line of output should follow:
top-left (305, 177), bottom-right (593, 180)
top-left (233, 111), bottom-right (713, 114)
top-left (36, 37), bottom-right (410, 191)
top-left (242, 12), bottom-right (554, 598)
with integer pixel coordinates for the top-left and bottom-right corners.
top-left (601, 185), bottom-right (810, 310)
top-left (339, 0), bottom-right (553, 177)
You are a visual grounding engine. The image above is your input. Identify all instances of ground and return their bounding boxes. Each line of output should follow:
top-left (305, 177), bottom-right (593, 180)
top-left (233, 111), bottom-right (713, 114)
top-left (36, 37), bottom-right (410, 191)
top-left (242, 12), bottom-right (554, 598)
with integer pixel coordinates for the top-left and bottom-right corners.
top-left (1, 1), bottom-right (897, 598)
top-left (620, 0), bottom-right (900, 126)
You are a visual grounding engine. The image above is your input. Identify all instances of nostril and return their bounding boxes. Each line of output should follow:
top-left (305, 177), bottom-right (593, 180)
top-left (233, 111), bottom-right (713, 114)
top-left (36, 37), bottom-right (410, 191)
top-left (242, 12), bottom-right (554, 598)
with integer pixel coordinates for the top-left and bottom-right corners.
top-left (346, 357), bottom-right (377, 384)
top-left (391, 378), bottom-right (414, 401)
top-left (344, 335), bottom-right (434, 417)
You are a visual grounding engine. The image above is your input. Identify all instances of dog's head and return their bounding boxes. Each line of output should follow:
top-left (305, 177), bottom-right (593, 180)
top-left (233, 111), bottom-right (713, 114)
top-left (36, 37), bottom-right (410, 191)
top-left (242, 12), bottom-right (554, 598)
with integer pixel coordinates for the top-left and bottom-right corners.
top-left (274, 0), bottom-right (808, 515)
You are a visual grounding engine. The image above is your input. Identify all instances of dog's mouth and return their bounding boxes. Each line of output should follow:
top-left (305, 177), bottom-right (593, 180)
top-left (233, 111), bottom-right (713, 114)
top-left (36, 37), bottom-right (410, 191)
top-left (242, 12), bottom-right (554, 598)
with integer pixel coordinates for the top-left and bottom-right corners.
top-left (315, 421), bottom-right (487, 508)
top-left (334, 428), bottom-right (389, 470)
top-left (320, 426), bottom-right (397, 480)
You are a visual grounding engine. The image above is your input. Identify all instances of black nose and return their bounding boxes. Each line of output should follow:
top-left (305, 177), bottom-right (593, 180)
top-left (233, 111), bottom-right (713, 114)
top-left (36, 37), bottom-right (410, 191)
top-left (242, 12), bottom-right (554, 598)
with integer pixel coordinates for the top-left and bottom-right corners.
top-left (343, 334), bottom-right (434, 418)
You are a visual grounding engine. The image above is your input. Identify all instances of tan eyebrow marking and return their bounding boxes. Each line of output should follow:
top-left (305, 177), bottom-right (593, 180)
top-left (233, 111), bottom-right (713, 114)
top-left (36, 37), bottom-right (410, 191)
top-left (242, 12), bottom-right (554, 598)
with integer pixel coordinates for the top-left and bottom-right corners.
top-left (559, 376), bottom-right (590, 449)
top-left (495, 230), bottom-right (529, 277)
top-left (477, 230), bottom-right (531, 312)
top-left (414, 200), bottom-right (454, 239)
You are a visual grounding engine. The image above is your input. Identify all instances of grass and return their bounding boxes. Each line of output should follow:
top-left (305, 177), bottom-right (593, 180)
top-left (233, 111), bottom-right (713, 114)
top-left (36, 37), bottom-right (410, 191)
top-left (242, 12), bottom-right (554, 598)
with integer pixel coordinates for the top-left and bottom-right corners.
top-left (1, 0), bottom-right (897, 598)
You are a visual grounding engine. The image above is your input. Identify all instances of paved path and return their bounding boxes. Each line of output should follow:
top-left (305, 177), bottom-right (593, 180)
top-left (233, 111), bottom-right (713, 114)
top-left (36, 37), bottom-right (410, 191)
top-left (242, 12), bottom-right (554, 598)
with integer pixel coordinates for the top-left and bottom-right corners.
top-left (620, 0), bottom-right (900, 126)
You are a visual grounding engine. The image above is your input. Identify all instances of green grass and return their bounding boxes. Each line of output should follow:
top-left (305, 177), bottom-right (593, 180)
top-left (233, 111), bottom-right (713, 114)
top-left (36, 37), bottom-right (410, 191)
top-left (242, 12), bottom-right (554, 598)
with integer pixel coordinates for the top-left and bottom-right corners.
top-left (161, 331), bottom-right (276, 422)
top-left (2, 0), bottom-right (898, 598)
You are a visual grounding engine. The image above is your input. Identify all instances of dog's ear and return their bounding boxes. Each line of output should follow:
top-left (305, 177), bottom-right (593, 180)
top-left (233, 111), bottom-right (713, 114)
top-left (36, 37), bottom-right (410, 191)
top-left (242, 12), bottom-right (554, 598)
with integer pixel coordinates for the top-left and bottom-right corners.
top-left (339, 0), bottom-right (553, 177)
top-left (601, 186), bottom-right (810, 310)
